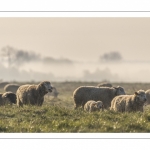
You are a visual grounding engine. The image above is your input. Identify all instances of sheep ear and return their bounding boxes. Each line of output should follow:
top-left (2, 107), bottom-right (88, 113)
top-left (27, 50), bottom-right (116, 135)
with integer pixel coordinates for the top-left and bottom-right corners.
top-left (135, 92), bottom-right (138, 95)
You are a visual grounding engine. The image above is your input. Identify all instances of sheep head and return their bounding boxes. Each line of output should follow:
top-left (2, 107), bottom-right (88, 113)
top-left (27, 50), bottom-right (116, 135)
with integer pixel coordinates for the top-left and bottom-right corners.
top-left (39, 81), bottom-right (53, 93)
top-left (114, 86), bottom-right (126, 96)
top-left (135, 90), bottom-right (147, 105)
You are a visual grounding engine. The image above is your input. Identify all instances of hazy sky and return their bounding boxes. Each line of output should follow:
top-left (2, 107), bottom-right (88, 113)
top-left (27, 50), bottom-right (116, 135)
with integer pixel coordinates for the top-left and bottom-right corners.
top-left (0, 17), bottom-right (150, 61)
top-left (1, 17), bottom-right (150, 82)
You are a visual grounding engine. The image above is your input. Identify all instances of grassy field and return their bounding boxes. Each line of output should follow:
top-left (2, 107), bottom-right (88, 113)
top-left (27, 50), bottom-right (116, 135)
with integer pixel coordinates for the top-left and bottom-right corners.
top-left (0, 81), bottom-right (150, 133)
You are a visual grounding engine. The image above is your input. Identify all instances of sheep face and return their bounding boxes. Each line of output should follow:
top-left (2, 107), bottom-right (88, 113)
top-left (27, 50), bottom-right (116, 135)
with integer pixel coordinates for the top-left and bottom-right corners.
top-left (135, 90), bottom-right (147, 105)
top-left (92, 101), bottom-right (104, 111)
top-left (96, 101), bottom-right (104, 111)
top-left (43, 81), bottom-right (53, 93)
top-left (115, 86), bottom-right (126, 96)
top-left (3, 97), bottom-right (12, 105)
top-left (2, 92), bottom-right (17, 104)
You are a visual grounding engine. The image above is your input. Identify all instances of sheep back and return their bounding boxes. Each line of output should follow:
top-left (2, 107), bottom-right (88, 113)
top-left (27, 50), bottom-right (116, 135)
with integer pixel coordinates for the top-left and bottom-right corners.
top-left (0, 82), bottom-right (9, 89)
top-left (97, 82), bottom-right (112, 87)
top-left (4, 84), bottom-right (20, 93)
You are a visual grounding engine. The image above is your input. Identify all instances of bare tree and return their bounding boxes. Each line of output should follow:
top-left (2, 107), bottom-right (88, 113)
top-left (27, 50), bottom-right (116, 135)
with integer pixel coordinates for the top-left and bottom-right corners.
top-left (0, 46), bottom-right (41, 67)
top-left (1, 46), bottom-right (16, 67)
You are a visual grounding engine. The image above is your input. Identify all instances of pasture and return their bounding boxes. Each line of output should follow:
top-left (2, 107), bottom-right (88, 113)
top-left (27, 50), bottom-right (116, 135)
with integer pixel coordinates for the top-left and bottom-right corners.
top-left (0, 81), bottom-right (150, 133)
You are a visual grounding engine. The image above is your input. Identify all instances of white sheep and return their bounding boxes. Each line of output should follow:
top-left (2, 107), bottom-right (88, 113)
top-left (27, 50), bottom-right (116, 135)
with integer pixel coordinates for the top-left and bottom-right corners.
top-left (110, 90), bottom-right (147, 112)
top-left (16, 81), bottom-right (53, 107)
top-left (84, 100), bottom-right (104, 112)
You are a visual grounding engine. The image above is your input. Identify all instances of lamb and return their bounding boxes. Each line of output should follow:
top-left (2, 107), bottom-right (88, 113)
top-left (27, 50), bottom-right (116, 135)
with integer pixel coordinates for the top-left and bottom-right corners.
top-left (73, 86), bottom-right (126, 109)
top-left (84, 100), bottom-right (104, 112)
top-left (145, 89), bottom-right (150, 105)
top-left (4, 84), bottom-right (20, 93)
top-left (16, 81), bottom-right (53, 107)
top-left (0, 92), bottom-right (16, 106)
top-left (110, 90), bottom-right (147, 112)
top-left (97, 82), bottom-right (112, 87)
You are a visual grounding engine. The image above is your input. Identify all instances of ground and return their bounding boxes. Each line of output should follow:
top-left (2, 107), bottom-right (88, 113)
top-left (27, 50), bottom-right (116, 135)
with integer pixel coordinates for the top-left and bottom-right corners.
top-left (0, 81), bottom-right (150, 133)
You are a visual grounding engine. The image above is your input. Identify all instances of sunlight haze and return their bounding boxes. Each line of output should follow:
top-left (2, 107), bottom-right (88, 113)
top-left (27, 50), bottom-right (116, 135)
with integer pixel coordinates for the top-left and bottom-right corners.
top-left (0, 17), bottom-right (150, 82)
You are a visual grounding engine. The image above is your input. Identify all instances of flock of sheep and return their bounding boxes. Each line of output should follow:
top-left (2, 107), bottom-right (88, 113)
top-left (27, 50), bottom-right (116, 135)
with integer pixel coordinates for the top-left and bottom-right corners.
top-left (77, 83), bottom-right (148, 113)
top-left (0, 81), bottom-right (55, 107)
top-left (72, 82), bottom-right (150, 113)
top-left (0, 81), bottom-right (150, 114)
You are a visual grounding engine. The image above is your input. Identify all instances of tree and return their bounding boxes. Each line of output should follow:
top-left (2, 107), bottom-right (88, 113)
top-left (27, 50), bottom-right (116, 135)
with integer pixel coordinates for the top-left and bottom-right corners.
top-left (100, 51), bottom-right (122, 62)
top-left (0, 46), bottom-right (40, 67)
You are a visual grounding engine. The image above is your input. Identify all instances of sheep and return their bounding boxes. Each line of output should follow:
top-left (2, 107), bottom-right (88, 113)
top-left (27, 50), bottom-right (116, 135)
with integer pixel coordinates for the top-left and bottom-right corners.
top-left (16, 81), bottom-right (53, 107)
top-left (110, 90), bottom-right (147, 112)
top-left (84, 100), bottom-right (104, 112)
top-left (73, 86), bottom-right (126, 109)
top-left (0, 92), bottom-right (16, 106)
top-left (97, 82), bottom-right (112, 87)
top-left (0, 82), bottom-right (9, 89)
top-left (4, 84), bottom-right (20, 93)
top-left (145, 89), bottom-right (150, 105)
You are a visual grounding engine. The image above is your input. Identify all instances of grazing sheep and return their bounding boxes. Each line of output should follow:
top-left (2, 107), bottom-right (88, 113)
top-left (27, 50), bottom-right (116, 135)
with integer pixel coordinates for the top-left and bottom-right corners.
top-left (4, 84), bottom-right (20, 93)
top-left (84, 100), bottom-right (104, 112)
top-left (145, 89), bottom-right (150, 105)
top-left (16, 81), bottom-right (53, 107)
top-left (0, 92), bottom-right (16, 106)
top-left (73, 86), bottom-right (126, 109)
top-left (0, 82), bottom-right (9, 89)
top-left (97, 82), bottom-right (112, 87)
top-left (110, 90), bottom-right (147, 112)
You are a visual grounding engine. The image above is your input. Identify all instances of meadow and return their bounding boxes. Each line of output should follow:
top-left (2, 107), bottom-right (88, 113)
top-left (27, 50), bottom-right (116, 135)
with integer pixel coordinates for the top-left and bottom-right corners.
top-left (0, 81), bottom-right (150, 133)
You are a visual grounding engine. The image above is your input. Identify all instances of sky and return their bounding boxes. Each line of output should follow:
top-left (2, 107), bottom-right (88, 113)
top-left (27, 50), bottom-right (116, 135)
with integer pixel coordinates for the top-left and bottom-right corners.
top-left (0, 17), bottom-right (150, 82)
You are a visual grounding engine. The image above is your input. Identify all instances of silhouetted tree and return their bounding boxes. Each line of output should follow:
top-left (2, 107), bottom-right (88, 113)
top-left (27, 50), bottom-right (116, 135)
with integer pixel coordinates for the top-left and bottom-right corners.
top-left (100, 51), bottom-right (122, 62)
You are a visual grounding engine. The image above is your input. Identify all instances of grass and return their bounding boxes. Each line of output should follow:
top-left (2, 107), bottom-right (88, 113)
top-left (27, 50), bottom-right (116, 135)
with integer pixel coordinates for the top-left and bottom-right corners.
top-left (0, 105), bottom-right (150, 133)
top-left (0, 81), bottom-right (150, 133)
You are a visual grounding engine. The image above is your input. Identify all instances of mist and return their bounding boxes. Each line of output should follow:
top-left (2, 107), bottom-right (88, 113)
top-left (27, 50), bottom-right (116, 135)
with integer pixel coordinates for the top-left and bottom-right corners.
top-left (1, 47), bottom-right (150, 82)
top-left (1, 18), bottom-right (150, 82)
